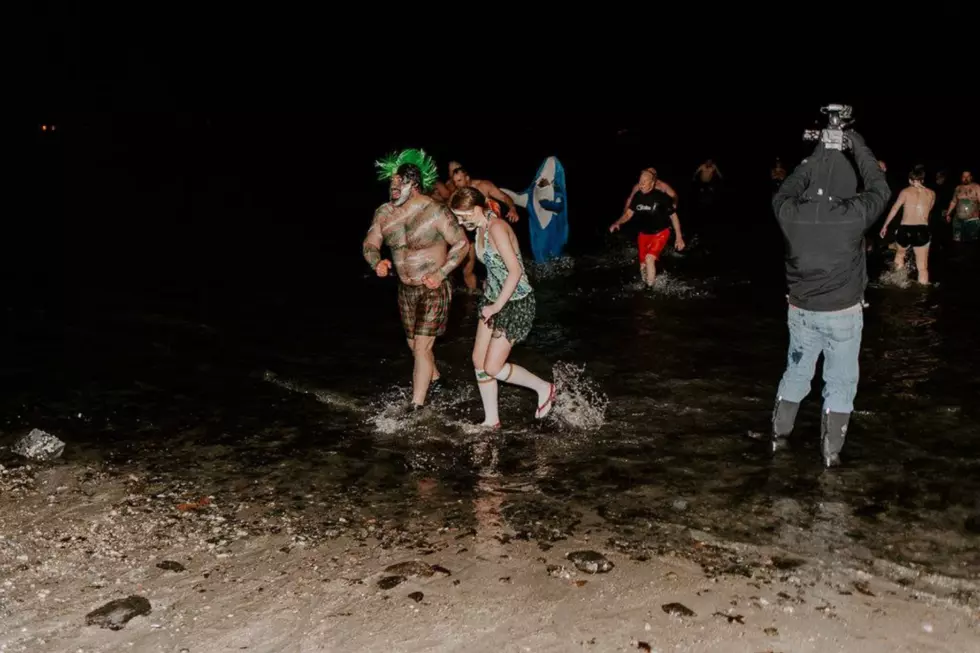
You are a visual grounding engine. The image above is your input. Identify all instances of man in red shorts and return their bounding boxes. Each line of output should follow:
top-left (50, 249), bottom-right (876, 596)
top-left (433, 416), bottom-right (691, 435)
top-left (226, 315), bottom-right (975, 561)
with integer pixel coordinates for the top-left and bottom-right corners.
top-left (609, 168), bottom-right (686, 285)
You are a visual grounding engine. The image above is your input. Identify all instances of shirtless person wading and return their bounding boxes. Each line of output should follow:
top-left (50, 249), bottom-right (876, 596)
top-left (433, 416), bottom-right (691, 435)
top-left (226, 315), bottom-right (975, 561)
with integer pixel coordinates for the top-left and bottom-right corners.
top-left (881, 165), bottom-right (935, 284)
top-left (451, 163), bottom-right (520, 292)
top-left (694, 159), bottom-right (722, 184)
top-left (363, 150), bottom-right (469, 409)
top-left (945, 170), bottom-right (980, 243)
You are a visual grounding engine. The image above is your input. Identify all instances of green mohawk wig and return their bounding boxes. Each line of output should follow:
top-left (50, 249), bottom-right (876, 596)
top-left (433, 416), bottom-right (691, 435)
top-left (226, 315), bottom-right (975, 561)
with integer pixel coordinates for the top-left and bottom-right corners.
top-left (375, 148), bottom-right (439, 192)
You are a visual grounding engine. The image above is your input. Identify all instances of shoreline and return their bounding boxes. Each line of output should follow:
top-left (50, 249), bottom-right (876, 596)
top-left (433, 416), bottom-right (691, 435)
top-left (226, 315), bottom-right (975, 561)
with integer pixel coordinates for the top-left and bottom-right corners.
top-left (1, 456), bottom-right (977, 653)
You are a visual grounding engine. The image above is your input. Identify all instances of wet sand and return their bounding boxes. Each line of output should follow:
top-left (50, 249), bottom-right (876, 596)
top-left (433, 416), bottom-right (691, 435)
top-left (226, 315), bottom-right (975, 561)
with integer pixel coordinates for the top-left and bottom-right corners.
top-left (3, 182), bottom-right (979, 652)
top-left (1, 456), bottom-right (977, 653)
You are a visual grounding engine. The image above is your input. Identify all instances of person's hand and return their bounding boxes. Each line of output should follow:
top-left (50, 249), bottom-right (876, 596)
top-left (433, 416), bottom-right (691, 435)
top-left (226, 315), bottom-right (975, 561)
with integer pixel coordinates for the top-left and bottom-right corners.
top-left (880, 225), bottom-right (888, 239)
top-left (946, 211), bottom-right (952, 223)
top-left (375, 260), bottom-right (392, 277)
top-left (675, 236), bottom-right (686, 252)
top-left (609, 223), bottom-right (621, 233)
top-left (480, 303), bottom-right (501, 323)
top-left (421, 272), bottom-right (444, 289)
top-left (506, 207), bottom-right (519, 223)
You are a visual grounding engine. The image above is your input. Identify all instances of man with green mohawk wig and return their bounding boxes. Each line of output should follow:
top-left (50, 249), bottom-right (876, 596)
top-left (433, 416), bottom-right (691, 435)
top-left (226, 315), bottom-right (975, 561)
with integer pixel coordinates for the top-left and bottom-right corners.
top-left (363, 148), bottom-right (470, 410)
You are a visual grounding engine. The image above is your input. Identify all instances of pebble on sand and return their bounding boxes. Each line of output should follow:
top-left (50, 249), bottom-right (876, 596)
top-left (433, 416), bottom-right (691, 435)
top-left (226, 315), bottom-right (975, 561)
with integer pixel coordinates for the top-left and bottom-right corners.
top-left (566, 551), bottom-right (614, 574)
top-left (384, 561), bottom-right (435, 578)
top-left (408, 592), bottom-right (424, 603)
top-left (661, 602), bottom-right (696, 617)
top-left (377, 576), bottom-right (406, 590)
top-left (157, 560), bottom-right (186, 572)
top-left (85, 596), bottom-right (152, 631)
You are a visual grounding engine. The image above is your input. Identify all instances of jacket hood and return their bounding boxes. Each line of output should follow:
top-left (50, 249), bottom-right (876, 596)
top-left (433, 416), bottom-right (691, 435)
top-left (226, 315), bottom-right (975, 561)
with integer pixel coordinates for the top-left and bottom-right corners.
top-left (805, 147), bottom-right (858, 201)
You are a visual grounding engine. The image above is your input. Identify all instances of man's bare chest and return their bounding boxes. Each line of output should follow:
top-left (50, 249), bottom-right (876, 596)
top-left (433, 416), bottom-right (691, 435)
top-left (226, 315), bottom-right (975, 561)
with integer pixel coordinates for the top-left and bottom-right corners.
top-left (380, 207), bottom-right (444, 250)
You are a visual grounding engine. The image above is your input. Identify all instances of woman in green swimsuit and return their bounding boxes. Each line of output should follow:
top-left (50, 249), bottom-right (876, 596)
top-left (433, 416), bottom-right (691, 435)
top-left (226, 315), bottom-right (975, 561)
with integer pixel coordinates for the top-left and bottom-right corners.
top-left (449, 186), bottom-right (556, 427)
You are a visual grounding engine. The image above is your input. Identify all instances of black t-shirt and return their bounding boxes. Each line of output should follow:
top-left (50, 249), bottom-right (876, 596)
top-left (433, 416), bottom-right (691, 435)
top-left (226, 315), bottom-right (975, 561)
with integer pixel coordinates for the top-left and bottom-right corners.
top-left (629, 188), bottom-right (674, 234)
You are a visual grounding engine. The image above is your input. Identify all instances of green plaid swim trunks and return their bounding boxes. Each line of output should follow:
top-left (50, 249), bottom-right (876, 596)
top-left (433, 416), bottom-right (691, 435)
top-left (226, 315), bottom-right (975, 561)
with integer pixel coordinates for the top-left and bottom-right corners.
top-left (398, 280), bottom-right (452, 339)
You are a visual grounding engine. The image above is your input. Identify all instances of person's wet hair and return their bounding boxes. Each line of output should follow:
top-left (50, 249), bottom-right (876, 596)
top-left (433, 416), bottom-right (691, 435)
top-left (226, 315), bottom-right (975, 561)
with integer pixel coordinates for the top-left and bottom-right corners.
top-left (909, 164), bottom-right (926, 183)
top-left (396, 163), bottom-right (423, 190)
top-left (449, 185), bottom-right (486, 211)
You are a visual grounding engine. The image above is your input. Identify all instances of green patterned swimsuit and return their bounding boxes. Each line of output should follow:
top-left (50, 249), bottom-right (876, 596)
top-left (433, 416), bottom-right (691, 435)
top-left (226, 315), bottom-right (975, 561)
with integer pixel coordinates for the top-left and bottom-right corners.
top-left (476, 219), bottom-right (536, 343)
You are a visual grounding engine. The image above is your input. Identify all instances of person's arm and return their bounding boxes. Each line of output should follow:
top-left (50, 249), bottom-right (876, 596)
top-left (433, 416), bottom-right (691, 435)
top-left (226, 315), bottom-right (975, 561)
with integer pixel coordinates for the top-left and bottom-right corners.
top-left (714, 166), bottom-right (723, 180)
top-left (430, 206), bottom-right (469, 283)
top-left (609, 208), bottom-right (634, 232)
top-left (772, 146), bottom-right (819, 220)
top-left (484, 221), bottom-right (524, 311)
top-left (624, 184), bottom-right (640, 211)
top-left (880, 188), bottom-right (906, 237)
top-left (658, 180), bottom-right (679, 208)
top-left (693, 165), bottom-right (704, 180)
top-left (670, 212), bottom-right (685, 250)
top-left (481, 181), bottom-right (519, 223)
top-left (362, 208), bottom-right (390, 276)
top-left (946, 187), bottom-right (960, 218)
top-left (846, 131), bottom-right (892, 228)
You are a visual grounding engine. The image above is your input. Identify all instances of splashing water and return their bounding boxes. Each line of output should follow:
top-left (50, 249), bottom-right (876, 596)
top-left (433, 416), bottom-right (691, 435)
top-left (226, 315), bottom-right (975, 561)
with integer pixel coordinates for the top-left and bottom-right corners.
top-left (618, 272), bottom-right (706, 299)
top-left (549, 362), bottom-right (608, 430)
top-left (528, 256), bottom-right (576, 281)
top-left (262, 370), bottom-right (362, 411)
top-left (366, 383), bottom-right (475, 436)
top-left (874, 266), bottom-right (913, 289)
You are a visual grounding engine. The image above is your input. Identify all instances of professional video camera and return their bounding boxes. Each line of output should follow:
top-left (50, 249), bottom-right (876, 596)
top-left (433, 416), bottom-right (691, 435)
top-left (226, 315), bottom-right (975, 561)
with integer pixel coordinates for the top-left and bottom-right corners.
top-left (802, 104), bottom-right (854, 151)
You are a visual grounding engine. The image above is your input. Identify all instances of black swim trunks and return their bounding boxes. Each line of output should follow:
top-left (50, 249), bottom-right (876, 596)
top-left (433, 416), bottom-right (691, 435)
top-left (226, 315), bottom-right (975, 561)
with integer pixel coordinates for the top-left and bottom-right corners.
top-left (896, 224), bottom-right (930, 248)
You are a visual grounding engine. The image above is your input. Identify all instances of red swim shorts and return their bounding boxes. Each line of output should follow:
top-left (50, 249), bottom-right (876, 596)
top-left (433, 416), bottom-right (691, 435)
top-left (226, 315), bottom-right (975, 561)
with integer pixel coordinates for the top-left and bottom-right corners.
top-left (637, 229), bottom-right (671, 263)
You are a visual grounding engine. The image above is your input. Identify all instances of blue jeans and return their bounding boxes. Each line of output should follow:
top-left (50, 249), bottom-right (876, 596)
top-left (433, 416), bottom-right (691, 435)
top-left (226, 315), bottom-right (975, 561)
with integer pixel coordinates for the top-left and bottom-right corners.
top-left (776, 304), bottom-right (863, 414)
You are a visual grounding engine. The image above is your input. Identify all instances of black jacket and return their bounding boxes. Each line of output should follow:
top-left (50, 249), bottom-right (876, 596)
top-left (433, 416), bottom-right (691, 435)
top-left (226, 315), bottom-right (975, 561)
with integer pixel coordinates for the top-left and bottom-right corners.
top-left (772, 134), bottom-right (891, 312)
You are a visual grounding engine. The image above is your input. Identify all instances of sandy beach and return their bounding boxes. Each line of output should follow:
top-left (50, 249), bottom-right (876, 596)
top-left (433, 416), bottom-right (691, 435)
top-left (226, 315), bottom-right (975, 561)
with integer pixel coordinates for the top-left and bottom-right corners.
top-left (2, 455), bottom-right (976, 653)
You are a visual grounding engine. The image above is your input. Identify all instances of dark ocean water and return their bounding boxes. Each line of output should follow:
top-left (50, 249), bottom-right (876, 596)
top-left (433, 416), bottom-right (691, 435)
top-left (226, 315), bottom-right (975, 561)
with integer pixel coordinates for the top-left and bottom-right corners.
top-left (5, 116), bottom-right (978, 592)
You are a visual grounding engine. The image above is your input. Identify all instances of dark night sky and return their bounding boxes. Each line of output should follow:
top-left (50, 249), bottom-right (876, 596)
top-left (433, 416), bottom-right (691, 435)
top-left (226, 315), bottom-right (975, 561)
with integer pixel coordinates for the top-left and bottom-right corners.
top-left (24, 5), bottom-right (977, 314)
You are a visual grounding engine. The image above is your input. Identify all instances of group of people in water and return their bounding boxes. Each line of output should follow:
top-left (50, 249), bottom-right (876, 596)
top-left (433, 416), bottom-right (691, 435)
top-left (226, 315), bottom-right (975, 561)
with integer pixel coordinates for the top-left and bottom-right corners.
top-left (362, 143), bottom-right (978, 469)
top-left (879, 168), bottom-right (979, 284)
top-left (362, 149), bottom-right (555, 428)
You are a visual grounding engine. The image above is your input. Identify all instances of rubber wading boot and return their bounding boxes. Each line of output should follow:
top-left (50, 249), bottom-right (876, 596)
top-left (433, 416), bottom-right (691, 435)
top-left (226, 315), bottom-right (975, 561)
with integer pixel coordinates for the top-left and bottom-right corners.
top-left (772, 398), bottom-right (801, 453)
top-left (821, 410), bottom-right (850, 468)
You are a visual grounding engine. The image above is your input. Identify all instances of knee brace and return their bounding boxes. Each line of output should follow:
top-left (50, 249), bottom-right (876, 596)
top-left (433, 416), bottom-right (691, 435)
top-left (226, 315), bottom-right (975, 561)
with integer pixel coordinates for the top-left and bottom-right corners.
top-left (474, 369), bottom-right (495, 384)
top-left (492, 363), bottom-right (513, 382)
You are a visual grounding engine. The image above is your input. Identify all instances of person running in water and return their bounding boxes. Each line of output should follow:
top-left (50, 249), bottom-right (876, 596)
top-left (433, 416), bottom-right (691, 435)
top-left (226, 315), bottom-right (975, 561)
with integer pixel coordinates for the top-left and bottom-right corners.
top-left (693, 159), bottom-right (722, 211)
top-left (609, 169), bottom-right (686, 286)
top-left (770, 131), bottom-right (890, 468)
top-left (945, 170), bottom-right (980, 243)
top-left (363, 150), bottom-right (469, 409)
top-left (448, 186), bottom-right (555, 427)
top-left (694, 159), bottom-right (722, 183)
top-left (880, 164), bottom-right (935, 284)
top-left (451, 163), bottom-right (521, 292)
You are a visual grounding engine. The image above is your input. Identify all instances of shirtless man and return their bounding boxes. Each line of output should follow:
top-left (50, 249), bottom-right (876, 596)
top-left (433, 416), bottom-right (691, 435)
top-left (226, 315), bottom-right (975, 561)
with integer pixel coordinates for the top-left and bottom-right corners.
top-left (624, 167), bottom-right (678, 212)
top-left (431, 160), bottom-right (460, 203)
top-left (694, 159), bottom-right (722, 184)
top-left (450, 163), bottom-right (520, 291)
top-left (771, 158), bottom-right (787, 192)
top-left (363, 157), bottom-right (469, 408)
top-left (880, 165), bottom-right (935, 284)
top-left (945, 170), bottom-right (980, 243)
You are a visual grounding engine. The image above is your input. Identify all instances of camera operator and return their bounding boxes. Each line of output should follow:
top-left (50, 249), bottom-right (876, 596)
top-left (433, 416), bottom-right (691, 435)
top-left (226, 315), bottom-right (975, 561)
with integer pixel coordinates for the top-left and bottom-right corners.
top-left (769, 130), bottom-right (891, 468)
